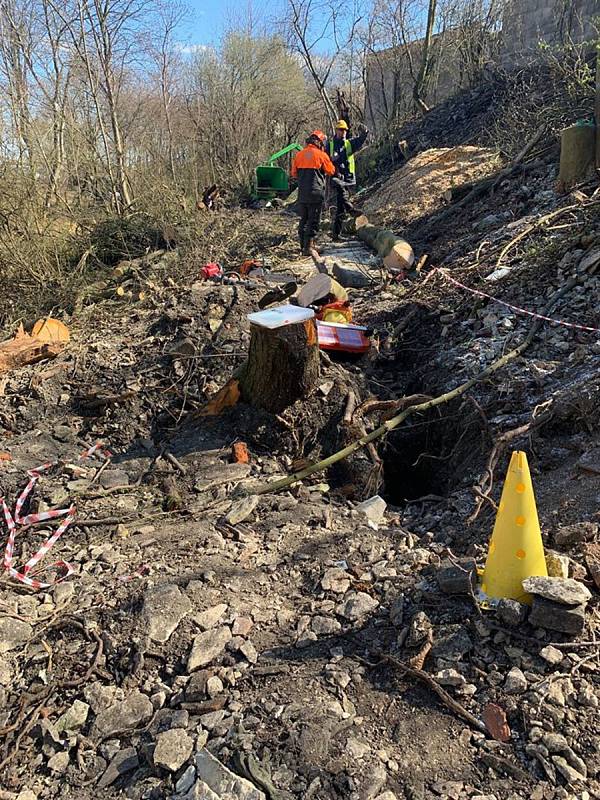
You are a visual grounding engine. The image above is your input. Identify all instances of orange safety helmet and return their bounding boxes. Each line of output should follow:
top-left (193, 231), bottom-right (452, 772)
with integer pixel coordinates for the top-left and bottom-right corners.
top-left (308, 129), bottom-right (327, 146)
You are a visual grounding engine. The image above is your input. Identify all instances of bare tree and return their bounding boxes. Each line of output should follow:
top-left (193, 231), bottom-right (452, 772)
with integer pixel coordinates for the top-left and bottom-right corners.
top-left (284, 0), bottom-right (365, 130)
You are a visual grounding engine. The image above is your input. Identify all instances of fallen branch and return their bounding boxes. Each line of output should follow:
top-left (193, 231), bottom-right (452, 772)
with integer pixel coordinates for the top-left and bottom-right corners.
top-left (495, 204), bottom-right (579, 268)
top-left (250, 267), bottom-right (585, 496)
top-left (366, 653), bottom-right (486, 734)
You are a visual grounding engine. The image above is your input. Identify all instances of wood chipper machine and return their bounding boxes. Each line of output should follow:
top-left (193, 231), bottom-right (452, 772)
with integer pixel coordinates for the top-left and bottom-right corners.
top-left (251, 143), bottom-right (302, 201)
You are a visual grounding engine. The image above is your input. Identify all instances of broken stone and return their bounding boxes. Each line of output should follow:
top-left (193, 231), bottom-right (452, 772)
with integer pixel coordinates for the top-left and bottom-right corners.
top-left (225, 495), bottom-right (259, 525)
top-left (239, 640), bottom-right (258, 664)
top-left (56, 699), bottom-right (89, 734)
top-left (176, 764), bottom-right (197, 795)
top-left (389, 597), bottom-right (404, 627)
top-left (522, 576), bottom-right (591, 606)
top-left (312, 616), bottom-right (342, 635)
top-left (206, 676), bottom-right (224, 698)
top-left (97, 747), bottom-right (139, 789)
top-left (53, 582), bottom-right (75, 606)
top-left (182, 781), bottom-right (221, 800)
top-left (143, 583), bottom-right (192, 644)
top-left (555, 522), bottom-right (598, 547)
top-left (540, 645), bottom-right (564, 666)
top-left (232, 617), bottom-right (253, 636)
top-left (194, 604), bottom-right (228, 631)
top-left (552, 755), bottom-right (586, 784)
top-left (195, 748), bottom-right (266, 799)
top-left (188, 626), bottom-right (232, 672)
top-left (577, 449), bottom-right (600, 474)
top-left (431, 627), bottom-right (473, 662)
top-left (154, 728), bottom-right (193, 772)
top-left (92, 690), bottom-right (153, 739)
top-left (436, 558), bottom-right (477, 595)
top-left (355, 495), bottom-right (387, 528)
top-left (529, 597), bottom-right (586, 635)
top-left (186, 670), bottom-right (210, 702)
top-left (99, 469), bottom-right (130, 489)
top-left (336, 592), bottom-right (379, 621)
top-left (584, 542), bottom-right (600, 591)
top-left (435, 669), bottom-right (466, 687)
top-left (47, 751), bottom-right (70, 773)
top-left (497, 598), bottom-right (527, 627)
top-left (374, 793), bottom-right (398, 800)
top-left (321, 568), bottom-right (351, 594)
top-left (0, 618), bottom-right (32, 654)
top-left (346, 737), bottom-right (371, 759)
top-left (504, 666), bottom-right (528, 694)
top-left (545, 550), bottom-right (569, 579)
top-left (84, 681), bottom-right (118, 714)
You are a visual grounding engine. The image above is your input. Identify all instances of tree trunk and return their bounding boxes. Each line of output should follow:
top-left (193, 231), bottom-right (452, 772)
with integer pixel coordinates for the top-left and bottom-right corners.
top-left (595, 55), bottom-right (600, 169)
top-left (413, 0), bottom-right (437, 114)
top-left (355, 215), bottom-right (415, 270)
top-left (239, 319), bottom-right (320, 413)
top-left (557, 123), bottom-right (596, 192)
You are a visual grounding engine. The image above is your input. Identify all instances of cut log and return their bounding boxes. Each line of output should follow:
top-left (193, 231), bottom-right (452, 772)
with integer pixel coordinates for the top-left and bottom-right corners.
top-left (355, 215), bottom-right (414, 271)
top-left (0, 335), bottom-right (64, 375)
top-left (239, 319), bottom-right (319, 413)
top-left (557, 123), bottom-right (596, 192)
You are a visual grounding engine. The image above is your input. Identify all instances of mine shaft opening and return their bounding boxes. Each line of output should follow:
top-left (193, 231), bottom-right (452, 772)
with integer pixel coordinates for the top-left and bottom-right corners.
top-left (380, 401), bottom-right (486, 505)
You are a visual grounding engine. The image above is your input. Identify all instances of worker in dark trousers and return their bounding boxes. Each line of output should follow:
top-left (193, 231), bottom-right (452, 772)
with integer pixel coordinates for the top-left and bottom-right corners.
top-left (291, 130), bottom-right (335, 255)
top-left (328, 120), bottom-right (368, 241)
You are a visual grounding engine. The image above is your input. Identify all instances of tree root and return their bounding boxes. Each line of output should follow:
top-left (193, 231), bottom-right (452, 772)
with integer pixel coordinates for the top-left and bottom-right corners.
top-left (250, 262), bottom-right (588, 496)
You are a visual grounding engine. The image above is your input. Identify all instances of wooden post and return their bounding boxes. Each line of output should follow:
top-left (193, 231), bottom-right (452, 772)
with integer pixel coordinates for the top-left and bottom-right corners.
top-left (557, 123), bottom-right (596, 192)
top-left (239, 319), bottom-right (320, 413)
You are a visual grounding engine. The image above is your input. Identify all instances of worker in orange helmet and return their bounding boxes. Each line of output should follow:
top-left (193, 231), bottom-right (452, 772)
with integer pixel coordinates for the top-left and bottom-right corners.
top-left (291, 130), bottom-right (335, 256)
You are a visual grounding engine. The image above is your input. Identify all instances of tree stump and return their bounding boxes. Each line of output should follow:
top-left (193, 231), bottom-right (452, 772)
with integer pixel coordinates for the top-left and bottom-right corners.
top-left (239, 319), bottom-right (320, 413)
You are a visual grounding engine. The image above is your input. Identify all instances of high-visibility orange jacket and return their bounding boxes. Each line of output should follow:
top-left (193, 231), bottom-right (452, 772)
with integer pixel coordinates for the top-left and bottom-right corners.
top-left (291, 144), bottom-right (335, 203)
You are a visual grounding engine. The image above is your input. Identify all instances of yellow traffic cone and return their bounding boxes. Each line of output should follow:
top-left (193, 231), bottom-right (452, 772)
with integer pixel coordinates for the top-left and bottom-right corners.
top-left (480, 451), bottom-right (547, 605)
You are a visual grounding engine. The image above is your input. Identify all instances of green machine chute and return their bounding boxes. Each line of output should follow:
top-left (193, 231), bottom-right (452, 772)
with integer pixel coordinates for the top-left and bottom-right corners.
top-left (251, 143), bottom-right (302, 200)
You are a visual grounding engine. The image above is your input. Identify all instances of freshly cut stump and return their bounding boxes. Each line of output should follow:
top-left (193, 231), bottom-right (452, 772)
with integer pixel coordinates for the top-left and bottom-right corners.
top-left (239, 319), bottom-right (319, 413)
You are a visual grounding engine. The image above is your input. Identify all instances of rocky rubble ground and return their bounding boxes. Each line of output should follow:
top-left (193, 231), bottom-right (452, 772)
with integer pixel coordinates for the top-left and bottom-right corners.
top-left (1, 139), bottom-right (600, 800)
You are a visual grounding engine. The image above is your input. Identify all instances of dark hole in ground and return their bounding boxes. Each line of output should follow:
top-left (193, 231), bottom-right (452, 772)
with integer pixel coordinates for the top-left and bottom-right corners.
top-left (381, 400), bottom-right (487, 504)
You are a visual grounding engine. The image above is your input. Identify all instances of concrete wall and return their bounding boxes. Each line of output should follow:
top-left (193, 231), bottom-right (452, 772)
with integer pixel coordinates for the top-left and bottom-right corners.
top-left (502, 0), bottom-right (597, 59)
top-left (365, 0), bottom-right (598, 134)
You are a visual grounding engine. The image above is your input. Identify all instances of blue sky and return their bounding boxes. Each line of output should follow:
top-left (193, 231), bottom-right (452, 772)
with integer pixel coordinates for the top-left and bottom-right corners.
top-left (180, 0), bottom-right (286, 47)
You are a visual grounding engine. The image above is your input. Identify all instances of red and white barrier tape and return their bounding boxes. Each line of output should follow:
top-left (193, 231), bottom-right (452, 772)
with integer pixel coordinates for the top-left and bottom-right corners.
top-left (1, 442), bottom-right (110, 590)
top-left (434, 268), bottom-right (600, 334)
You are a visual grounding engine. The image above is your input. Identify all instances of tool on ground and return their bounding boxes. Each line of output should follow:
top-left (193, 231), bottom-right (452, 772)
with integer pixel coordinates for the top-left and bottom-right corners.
top-left (251, 143), bottom-right (302, 200)
top-left (258, 282), bottom-right (298, 309)
top-left (200, 262), bottom-right (223, 280)
top-left (317, 321), bottom-right (371, 354)
top-left (479, 450), bottom-right (547, 605)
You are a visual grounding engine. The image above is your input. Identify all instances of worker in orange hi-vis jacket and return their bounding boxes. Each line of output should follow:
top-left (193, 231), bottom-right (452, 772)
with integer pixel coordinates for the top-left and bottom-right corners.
top-left (291, 130), bottom-right (335, 256)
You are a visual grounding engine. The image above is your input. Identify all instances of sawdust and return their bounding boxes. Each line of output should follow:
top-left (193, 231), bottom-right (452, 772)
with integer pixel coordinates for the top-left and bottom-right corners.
top-left (362, 145), bottom-right (500, 225)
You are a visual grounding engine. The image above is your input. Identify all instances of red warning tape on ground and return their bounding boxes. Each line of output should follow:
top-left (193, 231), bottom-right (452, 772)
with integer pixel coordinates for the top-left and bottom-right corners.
top-left (1, 442), bottom-right (110, 590)
top-left (434, 268), bottom-right (600, 333)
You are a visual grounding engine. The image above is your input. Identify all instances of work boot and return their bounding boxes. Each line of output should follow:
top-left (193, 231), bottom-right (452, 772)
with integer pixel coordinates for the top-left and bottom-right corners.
top-left (302, 237), bottom-right (315, 256)
top-left (331, 220), bottom-right (343, 242)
